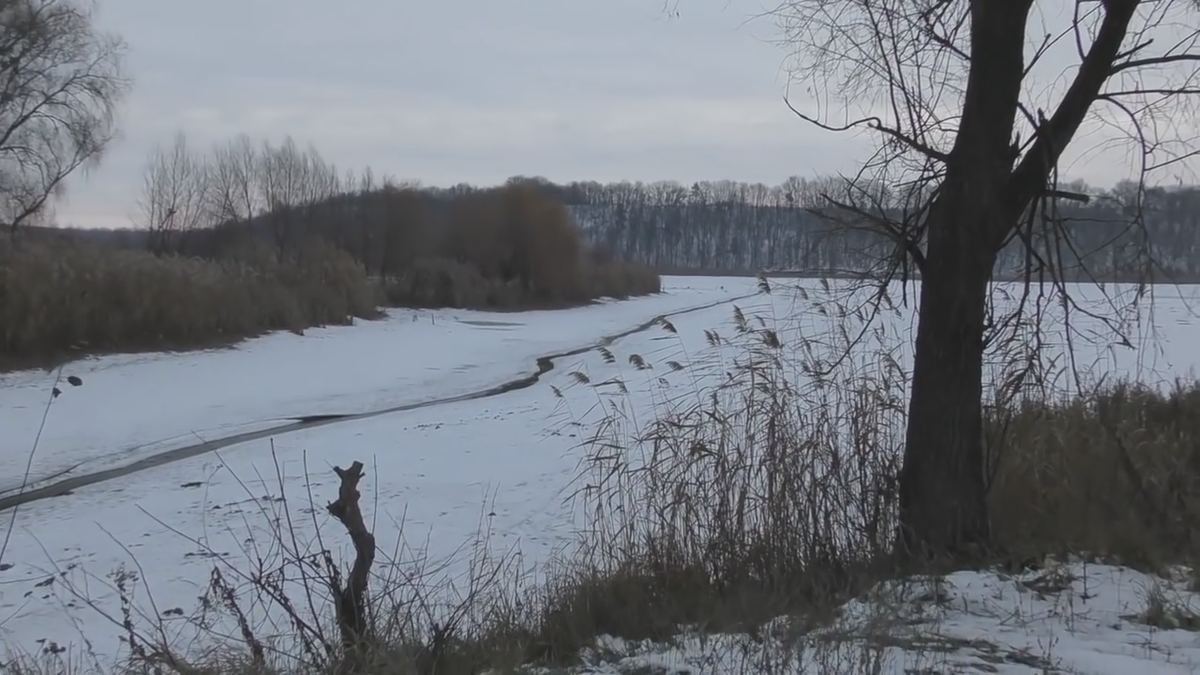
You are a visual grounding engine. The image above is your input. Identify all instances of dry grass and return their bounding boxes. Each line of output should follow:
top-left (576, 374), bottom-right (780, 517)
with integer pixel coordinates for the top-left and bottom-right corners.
top-left (0, 236), bottom-right (380, 371)
top-left (988, 379), bottom-right (1200, 569)
top-left (6, 279), bottom-right (1199, 674)
top-left (1135, 579), bottom-right (1200, 631)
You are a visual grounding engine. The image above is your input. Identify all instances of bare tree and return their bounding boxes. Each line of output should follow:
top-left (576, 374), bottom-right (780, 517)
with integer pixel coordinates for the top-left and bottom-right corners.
top-left (751, 0), bottom-right (1200, 560)
top-left (259, 136), bottom-right (306, 254)
top-left (136, 131), bottom-right (209, 254)
top-left (201, 134), bottom-right (265, 258)
top-left (205, 134), bottom-right (263, 227)
top-left (0, 0), bottom-right (128, 234)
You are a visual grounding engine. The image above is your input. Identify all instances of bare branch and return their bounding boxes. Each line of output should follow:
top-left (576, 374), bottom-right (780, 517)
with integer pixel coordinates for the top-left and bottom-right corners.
top-left (783, 94), bottom-right (950, 162)
top-left (1007, 1), bottom-right (1143, 220)
top-left (1111, 52), bottom-right (1200, 74)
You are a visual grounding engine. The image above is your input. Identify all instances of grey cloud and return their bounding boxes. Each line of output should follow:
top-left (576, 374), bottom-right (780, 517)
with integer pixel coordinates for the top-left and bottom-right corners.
top-left (60, 0), bottom-right (824, 226)
top-left (55, 0), bottom-right (1173, 228)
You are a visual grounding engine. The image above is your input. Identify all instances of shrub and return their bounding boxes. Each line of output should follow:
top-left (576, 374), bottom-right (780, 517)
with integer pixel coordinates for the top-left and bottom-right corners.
top-left (382, 257), bottom-right (525, 309)
top-left (582, 259), bottom-right (663, 299)
top-left (0, 180), bottom-right (661, 369)
top-left (383, 183), bottom-right (661, 309)
top-left (0, 236), bottom-right (379, 370)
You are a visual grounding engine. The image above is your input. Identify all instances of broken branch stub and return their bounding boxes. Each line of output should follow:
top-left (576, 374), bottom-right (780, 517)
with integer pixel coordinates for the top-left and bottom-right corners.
top-left (326, 461), bottom-right (377, 661)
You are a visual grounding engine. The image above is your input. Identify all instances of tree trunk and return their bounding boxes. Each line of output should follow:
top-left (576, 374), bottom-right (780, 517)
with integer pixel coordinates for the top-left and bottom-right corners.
top-left (895, 0), bottom-right (1034, 562)
top-left (897, 194), bottom-right (999, 560)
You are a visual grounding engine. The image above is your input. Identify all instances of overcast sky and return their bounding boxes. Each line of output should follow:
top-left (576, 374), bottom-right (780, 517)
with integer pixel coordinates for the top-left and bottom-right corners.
top-left (55, 0), bottom-right (1197, 229)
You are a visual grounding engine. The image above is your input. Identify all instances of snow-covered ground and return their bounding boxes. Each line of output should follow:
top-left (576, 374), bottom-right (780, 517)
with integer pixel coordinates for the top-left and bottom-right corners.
top-left (2, 277), bottom-right (1200, 672)
top-left (583, 561), bottom-right (1200, 674)
top-left (0, 276), bottom-right (753, 495)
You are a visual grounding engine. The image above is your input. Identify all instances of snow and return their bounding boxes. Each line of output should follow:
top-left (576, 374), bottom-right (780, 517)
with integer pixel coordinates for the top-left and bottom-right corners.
top-left (0, 276), bottom-right (753, 495)
top-left (2, 276), bottom-right (1200, 672)
top-left (581, 561), bottom-right (1200, 674)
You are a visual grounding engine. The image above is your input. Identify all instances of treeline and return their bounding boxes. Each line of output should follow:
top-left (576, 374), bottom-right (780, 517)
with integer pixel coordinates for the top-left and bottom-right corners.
top-left (540, 176), bottom-right (1199, 280)
top-left (104, 164), bottom-right (1200, 282)
top-left (42, 131), bottom-right (1199, 287)
top-left (19, 127), bottom-right (1191, 369)
top-left (1, 135), bottom-right (660, 370)
top-left (585, 178), bottom-right (1200, 280)
top-left (133, 134), bottom-right (659, 306)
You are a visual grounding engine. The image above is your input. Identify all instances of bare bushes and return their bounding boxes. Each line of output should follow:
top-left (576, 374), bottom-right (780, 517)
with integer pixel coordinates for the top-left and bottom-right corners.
top-left (381, 257), bottom-right (663, 310)
top-left (137, 131), bottom-right (658, 316)
top-left (0, 176), bottom-right (658, 370)
top-left (0, 236), bottom-right (379, 369)
top-left (580, 258), bottom-right (663, 300)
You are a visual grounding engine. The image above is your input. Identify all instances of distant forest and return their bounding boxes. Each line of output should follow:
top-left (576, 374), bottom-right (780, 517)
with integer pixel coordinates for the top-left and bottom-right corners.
top-left (549, 177), bottom-right (1200, 282)
top-left (54, 172), bottom-right (1200, 283)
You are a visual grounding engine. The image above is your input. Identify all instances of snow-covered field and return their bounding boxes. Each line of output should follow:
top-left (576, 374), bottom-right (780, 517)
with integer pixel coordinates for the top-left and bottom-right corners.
top-left (0, 276), bottom-right (753, 496)
top-left (2, 276), bottom-right (1200, 673)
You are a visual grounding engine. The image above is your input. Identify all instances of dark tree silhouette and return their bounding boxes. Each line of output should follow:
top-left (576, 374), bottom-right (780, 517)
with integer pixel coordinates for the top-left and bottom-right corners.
top-left (0, 0), bottom-right (128, 234)
top-left (754, 0), bottom-right (1200, 560)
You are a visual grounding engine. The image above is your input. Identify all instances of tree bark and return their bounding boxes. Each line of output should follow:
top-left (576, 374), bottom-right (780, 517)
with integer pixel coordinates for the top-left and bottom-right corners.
top-left (897, 196), bottom-right (997, 559)
top-left (895, 0), bottom-right (1032, 561)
